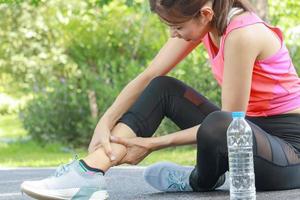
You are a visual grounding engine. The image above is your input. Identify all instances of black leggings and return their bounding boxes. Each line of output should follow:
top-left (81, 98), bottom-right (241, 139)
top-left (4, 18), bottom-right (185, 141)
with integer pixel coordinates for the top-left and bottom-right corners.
top-left (118, 76), bottom-right (300, 191)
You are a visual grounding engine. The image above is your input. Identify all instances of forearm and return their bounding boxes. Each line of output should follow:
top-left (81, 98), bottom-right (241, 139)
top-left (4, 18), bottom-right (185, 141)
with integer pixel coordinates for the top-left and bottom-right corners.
top-left (149, 124), bottom-right (200, 151)
top-left (99, 73), bottom-right (152, 130)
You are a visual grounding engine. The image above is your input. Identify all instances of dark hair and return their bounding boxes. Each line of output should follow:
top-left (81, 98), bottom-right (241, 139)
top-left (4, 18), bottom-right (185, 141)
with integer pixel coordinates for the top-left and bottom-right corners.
top-left (149, 0), bottom-right (254, 36)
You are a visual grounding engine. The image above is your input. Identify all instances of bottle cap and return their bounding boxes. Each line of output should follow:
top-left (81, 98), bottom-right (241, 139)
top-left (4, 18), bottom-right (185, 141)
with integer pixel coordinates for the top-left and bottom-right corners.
top-left (232, 111), bottom-right (245, 118)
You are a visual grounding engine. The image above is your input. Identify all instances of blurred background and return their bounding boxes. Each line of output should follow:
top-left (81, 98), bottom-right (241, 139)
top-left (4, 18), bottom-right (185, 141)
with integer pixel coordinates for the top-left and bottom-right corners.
top-left (0, 0), bottom-right (299, 167)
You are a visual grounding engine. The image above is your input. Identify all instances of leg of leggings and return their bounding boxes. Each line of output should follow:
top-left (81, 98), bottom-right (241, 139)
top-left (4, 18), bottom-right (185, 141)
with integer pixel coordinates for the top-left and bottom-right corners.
top-left (118, 76), bottom-right (220, 137)
top-left (189, 111), bottom-right (300, 191)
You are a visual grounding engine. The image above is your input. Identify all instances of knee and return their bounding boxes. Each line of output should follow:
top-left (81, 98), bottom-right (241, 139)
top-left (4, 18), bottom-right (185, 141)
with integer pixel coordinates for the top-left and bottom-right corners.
top-left (196, 111), bottom-right (232, 148)
top-left (111, 123), bottom-right (137, 138)
top-left (147, 76), bottom-right (180, 94)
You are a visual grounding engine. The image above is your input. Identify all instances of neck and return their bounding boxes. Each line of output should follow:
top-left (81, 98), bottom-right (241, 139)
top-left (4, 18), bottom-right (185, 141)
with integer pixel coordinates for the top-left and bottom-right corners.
top-left (208, 8), bottom-right (246, 48)
top-left (208, 28), bottom-right (221, 48)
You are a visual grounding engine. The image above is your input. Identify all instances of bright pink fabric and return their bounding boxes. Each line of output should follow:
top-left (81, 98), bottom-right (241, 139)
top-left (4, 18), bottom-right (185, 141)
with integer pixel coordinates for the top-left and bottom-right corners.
top-left (202, 12), bottom-right (300, 117)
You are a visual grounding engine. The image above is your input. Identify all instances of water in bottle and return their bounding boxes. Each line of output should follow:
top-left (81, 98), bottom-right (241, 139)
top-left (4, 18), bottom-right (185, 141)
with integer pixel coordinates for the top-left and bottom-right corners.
top-left (227, 112), bottom-right (256, 200)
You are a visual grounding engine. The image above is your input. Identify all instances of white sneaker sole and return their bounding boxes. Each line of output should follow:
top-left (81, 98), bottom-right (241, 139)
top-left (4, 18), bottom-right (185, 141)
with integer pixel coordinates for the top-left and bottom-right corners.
top-left (21, 183), bottom-right (109, 200)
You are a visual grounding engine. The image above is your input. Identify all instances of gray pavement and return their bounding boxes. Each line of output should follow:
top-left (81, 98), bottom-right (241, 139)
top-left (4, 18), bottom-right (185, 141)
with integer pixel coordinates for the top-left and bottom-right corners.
top-left (0, 166), bottom-right (300, 200)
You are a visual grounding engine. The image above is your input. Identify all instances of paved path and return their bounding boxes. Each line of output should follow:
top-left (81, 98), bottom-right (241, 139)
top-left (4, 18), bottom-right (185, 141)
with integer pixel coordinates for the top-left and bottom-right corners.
top-left (1, 166), bottom-right (300, 200)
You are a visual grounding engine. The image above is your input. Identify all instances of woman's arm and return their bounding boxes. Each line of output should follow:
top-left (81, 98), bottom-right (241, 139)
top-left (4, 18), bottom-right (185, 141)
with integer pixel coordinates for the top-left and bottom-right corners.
top-left (102, 37), bottom-right (202, 129)
top-left (89, 37), bottom-right (201, 154)
top-left (148, 124), bottom-right (200, 151)
top-left (221, 25), bottom-right (262, 112)
top-left (110, 124), bottom-right (200, 165)
top-left (111, 124), bottom-right (200, 152)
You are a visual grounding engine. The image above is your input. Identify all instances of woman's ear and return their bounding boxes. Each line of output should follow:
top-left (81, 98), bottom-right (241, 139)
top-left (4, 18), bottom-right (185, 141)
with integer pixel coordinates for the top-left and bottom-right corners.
top-left (200, 6), bottom-right (214, 23)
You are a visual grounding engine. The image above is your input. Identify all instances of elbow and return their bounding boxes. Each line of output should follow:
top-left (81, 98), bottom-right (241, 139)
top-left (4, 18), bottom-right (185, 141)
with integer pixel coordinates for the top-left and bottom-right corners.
top-left (221, 106), bottom-right (247, 112)
top-left (221, 103), bottom-right (248, 113)
top-left (221, 96), bottom-right (249, 113)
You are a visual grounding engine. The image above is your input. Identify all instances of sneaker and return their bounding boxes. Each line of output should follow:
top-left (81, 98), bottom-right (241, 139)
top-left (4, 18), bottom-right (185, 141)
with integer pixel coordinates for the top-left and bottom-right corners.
top-left (20, 158), bottom-right (109, 200)
top-left (143, 161), bottom-right (194, 192)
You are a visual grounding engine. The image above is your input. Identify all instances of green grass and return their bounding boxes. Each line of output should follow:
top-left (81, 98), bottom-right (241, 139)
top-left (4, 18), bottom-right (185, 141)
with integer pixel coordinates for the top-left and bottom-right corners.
top-left (0, 140), bottom-right (87, 167)
top-left (0, 140), bottom-right (196, 167)
top-left (0, 114), bottom-right (27, 138)
top-left (0, 113), bottom-right (88, 167)
top-left (140, 146), bottom-right (197, 166)
top-left (0, 113), bottom-right (197, 167)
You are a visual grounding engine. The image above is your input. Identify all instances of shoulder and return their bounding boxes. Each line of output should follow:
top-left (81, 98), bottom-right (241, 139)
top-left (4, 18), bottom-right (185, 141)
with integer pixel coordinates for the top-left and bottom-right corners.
top-left (223, 23), bottom-right (265, 58)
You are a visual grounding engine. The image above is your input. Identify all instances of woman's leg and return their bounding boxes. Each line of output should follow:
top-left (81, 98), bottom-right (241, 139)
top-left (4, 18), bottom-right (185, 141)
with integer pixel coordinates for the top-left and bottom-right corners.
top-left (84, 75), bottom-right (220, 172)
top-left (83, 122), bottom-right (136, 172)
top-left (189, 111), bottom-right (300, 191)
top-left (21, 75), bottom-right (221, 199)
top-left (117, 75), bottom-right (219, 137)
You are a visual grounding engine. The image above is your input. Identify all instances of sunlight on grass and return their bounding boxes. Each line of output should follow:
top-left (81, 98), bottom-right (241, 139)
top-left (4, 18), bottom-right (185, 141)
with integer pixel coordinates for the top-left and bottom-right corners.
top-left (0, 140), bottom-right (197, 167)
top-left (0, 114), bottom-right (27, 138)
top-left (0, 113), bottom-right (197, 167)
top-left (0, 140), bottom-right (87, 167)
top-left (0, 113), bottom-right (89, 167)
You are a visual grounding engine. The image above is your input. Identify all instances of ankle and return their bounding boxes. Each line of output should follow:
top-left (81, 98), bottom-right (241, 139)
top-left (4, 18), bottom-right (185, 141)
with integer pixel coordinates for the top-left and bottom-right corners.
top-left (79, 159), bottom-right (105, 175)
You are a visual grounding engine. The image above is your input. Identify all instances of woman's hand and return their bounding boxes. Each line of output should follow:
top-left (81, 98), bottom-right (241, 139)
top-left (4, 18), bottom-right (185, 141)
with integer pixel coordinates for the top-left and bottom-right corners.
top-left (88, 123), bottom-right (116, 161)
top-left (110, 136), bottom-right (153, 165)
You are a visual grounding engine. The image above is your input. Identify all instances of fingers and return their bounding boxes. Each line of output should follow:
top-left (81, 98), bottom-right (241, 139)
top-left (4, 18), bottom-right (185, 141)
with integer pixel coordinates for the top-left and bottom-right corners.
top-left (88, 142), bottom-right (103, 154)
top-left (102, 142), bottom-right (116, 161)
top-left (116, 157), bottom-right (126, 165)
top-left (93, 143), bottom-right (102, 152)
top-left (88, 144), bottom-right (97, 154)
top-left (110, 135), bottom-right (128, 146)
top-left (118, 156), bottom-right (135, 165)
top-left (88, 146), bottom-right (93, 154)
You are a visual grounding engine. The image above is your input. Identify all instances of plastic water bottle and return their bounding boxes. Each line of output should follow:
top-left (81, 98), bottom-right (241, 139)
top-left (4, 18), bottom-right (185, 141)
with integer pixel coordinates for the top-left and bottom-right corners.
top-left (227, 112), bottom-right (256, 200)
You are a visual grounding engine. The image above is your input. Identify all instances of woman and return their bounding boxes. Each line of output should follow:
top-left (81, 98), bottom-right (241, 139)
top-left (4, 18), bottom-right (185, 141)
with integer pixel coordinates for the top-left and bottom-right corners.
top-left (21, 0), bottom-right (300, 199)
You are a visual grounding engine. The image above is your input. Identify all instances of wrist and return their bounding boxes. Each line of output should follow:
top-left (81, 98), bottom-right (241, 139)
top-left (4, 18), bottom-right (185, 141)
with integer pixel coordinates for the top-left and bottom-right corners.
top-left (98, 115), bottom-right (114, 130)
top-left (148, 136), bottom-right (172, 151)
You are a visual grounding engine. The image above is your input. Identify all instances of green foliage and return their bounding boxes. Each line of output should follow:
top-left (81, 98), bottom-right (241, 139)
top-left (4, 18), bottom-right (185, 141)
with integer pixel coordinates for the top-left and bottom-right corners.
top-left (0, 2), bottom-right (73, 93)
top-left (0, 104), bottom-right (10, 115)
top-left (268, 0), bottom-right (300, 73)
top-left (0, 94), bottom-right (21, 115)
top-left (22, 81), bottom-right (96, 146)
top-left (0, 114), bottom-right (27, 138)
top-left (60, 0), bottom-right (165, 111)
top-left (19, 0), bottom-right (169, 146)
top-left (1, 0), bottom-right (299, 146)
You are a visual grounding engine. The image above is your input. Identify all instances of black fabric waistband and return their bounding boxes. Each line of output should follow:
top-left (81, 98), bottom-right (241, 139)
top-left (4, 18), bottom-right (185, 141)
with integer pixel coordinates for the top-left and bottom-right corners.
top-left (246, 113), bottom-right (300, 153)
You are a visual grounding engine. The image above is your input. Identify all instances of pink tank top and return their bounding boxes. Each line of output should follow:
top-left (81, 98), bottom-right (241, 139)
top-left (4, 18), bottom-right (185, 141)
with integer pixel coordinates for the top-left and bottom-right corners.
top-left (202, 12), bottom-right (300, 117)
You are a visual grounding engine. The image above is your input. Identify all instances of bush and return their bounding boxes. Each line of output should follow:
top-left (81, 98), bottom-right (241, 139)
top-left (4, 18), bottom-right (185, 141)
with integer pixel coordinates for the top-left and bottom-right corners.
top-left (21, 81), bottom-right (96, 146)
top-left (6, 0), bottom-right (300, 146)
top-left (0, 94), bottom-right (21, 115)
top-left (11, 0), bottom-right (221, 146)
top-left (0, 104), bottom-right (10, 115)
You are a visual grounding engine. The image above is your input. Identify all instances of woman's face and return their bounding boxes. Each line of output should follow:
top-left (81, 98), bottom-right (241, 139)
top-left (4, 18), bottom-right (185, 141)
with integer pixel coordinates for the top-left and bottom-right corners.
top-left (168, 18), bottom-right (210, 42)
top-left (163, 4), bottom-right (214, 42)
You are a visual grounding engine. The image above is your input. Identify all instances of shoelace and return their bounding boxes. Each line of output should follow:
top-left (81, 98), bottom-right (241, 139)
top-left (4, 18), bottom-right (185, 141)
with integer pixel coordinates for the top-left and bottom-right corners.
top-left (167, 170), bottom-right (188, 191)
top-left (53, 154), bottom-right (78, 177)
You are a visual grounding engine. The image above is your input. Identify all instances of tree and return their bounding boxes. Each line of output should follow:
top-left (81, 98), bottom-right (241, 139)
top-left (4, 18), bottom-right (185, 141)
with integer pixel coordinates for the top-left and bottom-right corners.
top-left (250, 0), bottom-right (268, 20)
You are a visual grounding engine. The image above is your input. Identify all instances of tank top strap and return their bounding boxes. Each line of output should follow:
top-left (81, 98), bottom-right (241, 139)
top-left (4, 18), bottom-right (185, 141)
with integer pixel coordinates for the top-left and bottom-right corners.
top-left (225, 12), bottom-right (263, 35)
top-left (219, 12), bottom-right (272, 58)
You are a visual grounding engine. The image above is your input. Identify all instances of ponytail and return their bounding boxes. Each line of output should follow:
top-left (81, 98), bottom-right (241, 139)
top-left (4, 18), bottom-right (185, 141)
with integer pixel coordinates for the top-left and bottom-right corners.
top-left (212, 0), bottom-right (254, 36)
